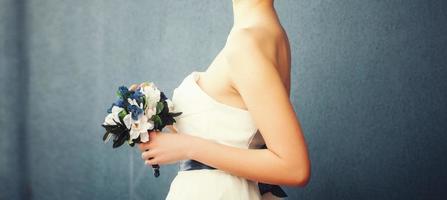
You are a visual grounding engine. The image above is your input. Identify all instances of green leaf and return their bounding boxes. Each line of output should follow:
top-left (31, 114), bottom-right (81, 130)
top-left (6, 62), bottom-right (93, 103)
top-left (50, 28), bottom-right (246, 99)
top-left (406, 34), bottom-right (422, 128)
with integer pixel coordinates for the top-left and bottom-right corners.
top-left (170, 111), bottom-right (183, 117)
top-left (112, 130), bottom-right (129, 148)
top-left (156, 102), bottom-right (164, 114)
top-left (101, 124), bottom-right (120, 133)
top-left (103, 131), bottom-right (110, 141)
top-left (118, 110), bottom-right (127, 119)
top-left (153, 115), bottom-right (162, 126)
top-left (143, 97), bottom-right (147, 110)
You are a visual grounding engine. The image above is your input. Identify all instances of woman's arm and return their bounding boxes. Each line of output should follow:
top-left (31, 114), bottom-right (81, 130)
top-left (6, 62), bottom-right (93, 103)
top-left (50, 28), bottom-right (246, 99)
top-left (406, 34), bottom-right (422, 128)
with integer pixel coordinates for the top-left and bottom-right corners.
top-left (190, 29), bottom-right (310, 187)
top-left (187, 134), bottom-right (308, 187)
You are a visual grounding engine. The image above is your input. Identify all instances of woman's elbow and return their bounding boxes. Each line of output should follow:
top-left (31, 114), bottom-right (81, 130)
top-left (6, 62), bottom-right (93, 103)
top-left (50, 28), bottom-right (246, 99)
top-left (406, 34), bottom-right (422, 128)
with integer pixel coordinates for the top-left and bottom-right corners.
top-left (288, 163), bottom-right (311, 187)
top-left (295, 168), bottom-right (311, 187)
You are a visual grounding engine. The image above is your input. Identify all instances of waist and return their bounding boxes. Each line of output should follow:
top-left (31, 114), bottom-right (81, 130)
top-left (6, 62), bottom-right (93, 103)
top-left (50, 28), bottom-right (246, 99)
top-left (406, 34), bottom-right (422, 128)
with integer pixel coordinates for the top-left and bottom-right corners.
top-left (178, 159), bottom-right (216, 171)
top-left (177, 159), bottom-right (288, 198)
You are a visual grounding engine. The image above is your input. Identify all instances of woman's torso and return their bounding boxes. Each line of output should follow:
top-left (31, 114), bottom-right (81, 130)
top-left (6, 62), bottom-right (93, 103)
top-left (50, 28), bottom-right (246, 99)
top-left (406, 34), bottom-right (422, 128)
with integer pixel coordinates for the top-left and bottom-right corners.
top-left (167, 20), bottom-right (292, 200)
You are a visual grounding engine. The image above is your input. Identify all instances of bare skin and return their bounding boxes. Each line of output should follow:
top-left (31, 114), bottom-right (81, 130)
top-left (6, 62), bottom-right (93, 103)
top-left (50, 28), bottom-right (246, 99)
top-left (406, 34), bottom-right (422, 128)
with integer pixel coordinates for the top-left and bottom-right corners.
top-left (135, 0), bottom-right (310, 187)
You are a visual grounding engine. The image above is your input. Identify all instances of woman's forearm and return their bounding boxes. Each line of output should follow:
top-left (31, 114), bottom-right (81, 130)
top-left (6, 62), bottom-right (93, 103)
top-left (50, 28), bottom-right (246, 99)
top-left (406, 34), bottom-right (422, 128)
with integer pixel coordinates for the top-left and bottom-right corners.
top-left (187, 136), bottom-right (304, 186)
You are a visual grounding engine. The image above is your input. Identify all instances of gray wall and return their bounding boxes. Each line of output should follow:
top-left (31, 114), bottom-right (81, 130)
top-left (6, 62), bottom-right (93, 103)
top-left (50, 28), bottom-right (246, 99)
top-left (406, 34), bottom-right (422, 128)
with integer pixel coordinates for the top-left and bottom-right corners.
top-left (1, 0), bottom-right (26, 199)
top-left (1, 0), bottom-right (446, 200)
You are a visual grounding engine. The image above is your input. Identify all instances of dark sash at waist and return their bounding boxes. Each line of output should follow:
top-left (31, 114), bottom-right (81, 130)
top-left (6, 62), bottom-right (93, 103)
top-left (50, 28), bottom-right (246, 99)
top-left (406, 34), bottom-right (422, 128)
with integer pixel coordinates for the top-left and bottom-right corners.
top-left (178, 159), bottom-right (288, 198)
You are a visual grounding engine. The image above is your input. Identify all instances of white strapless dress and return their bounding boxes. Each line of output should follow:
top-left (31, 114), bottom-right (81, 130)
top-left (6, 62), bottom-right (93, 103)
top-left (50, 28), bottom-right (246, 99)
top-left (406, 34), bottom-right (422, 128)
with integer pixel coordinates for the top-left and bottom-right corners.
top-left (165, 71), bottom-right (283, 200)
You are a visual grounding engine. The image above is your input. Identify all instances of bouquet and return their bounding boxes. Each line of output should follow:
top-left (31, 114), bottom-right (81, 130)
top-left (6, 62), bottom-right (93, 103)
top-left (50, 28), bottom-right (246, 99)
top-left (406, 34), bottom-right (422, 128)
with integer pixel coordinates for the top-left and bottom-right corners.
top-left (101, 82), bottom-right (182, 177)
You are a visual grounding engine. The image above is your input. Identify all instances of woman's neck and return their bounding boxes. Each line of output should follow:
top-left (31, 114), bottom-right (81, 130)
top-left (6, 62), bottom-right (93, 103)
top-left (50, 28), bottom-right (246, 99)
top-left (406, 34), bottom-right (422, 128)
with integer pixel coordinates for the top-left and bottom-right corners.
top-left (231, 0), bottom-right (278, 29)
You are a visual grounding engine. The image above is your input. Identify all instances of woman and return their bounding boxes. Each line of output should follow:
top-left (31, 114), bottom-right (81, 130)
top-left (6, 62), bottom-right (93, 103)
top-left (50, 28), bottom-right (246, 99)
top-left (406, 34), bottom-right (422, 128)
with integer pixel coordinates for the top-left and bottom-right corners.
top-left (132, 0), bottom-right (310, 199)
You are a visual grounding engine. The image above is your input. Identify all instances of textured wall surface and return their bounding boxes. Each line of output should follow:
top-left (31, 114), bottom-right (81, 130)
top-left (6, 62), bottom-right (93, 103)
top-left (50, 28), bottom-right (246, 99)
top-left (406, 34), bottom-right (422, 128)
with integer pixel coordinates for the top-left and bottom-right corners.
top-left (1, 0), bottom-right (18, 199)
top-left (1, 0), bottom-right (446, 200)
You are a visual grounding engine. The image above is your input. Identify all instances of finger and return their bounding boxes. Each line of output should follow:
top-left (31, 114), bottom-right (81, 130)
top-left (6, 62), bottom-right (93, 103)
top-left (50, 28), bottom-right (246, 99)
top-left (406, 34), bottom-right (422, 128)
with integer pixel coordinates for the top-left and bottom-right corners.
top-left (137, 142), bottom-right (151, 152)
top-left (145, 158), bottom-right (158, 166)
top-left (138, 143), bottom-right (148, 152)
top-left (141, 149), bottom-right (157, 160)
top-left (137, 143), bottom-right (144, 151)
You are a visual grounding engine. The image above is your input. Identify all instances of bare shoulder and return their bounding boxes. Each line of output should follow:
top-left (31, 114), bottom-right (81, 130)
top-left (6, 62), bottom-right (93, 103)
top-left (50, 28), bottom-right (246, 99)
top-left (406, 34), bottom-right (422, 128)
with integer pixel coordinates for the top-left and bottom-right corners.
top-left (225, 27), bottom-right (279, 64)
top-left (222, 26), bottom-right (291, 120)
top-left (223, 27), bottom-right (283, 93)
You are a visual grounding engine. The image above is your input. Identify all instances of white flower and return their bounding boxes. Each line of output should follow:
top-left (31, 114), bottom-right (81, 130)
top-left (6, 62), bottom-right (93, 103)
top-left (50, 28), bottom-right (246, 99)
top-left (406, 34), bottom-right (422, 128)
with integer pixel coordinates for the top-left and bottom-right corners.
top-left (140, 84), bottom-right (161, 111)
top-left (103, 106), bottom-right (123, 125)
top-left (145, 106), bottom-right (156, 119)
top-left (166, 99), bottom-right (175, 112)
top-left (123, 113), bottom-right (154, 142)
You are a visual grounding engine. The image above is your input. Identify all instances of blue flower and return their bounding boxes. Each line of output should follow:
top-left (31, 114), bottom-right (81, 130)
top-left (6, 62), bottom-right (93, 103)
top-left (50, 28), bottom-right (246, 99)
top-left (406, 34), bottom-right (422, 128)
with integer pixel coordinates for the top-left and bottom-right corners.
top-left (128, 104), bottom-right (143, 121)
top-left (130, 90), bottom-right (144, 101)
top-left (107, 99), bottom-right (126, 113)
top-left (114, 98), bottom-right (125, 108)
top-left (118, 86), bottom-right (130, 98)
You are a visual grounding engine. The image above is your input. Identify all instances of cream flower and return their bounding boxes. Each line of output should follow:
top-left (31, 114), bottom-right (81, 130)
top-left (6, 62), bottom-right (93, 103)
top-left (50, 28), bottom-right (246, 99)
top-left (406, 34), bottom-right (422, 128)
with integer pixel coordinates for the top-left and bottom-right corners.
top-left (103, 106), bottom-right (123, 125)
top-left (145, 106), bottom-right (156, 119)
top-left (140, 84), bottom-right (161, 111)
top-left (123, 113), bottom-right (153, 142)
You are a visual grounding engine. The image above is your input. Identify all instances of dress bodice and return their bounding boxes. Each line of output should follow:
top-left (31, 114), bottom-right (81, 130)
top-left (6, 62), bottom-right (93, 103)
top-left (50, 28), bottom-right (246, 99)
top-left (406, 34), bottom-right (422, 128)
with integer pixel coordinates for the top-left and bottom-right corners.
top-left (171, 71), bottom-right (264, 149)
top-left (167, 71), bottom-right (287, 200)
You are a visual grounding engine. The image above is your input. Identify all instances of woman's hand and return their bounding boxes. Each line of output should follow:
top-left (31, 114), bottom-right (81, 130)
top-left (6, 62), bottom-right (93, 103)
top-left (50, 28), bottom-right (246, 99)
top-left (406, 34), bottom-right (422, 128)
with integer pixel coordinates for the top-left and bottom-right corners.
top-left (138, 130), bottom-right (196, 166)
